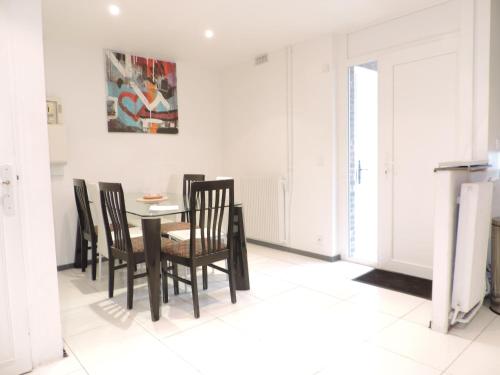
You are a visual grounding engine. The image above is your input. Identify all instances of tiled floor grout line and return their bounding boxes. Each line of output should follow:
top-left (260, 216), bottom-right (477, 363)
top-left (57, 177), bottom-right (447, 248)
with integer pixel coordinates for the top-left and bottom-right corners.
top-left (134, 307), bottom-right (217, 339)
top-left (439, 339), bottom-right (473, 375)
top-left (132, 317), bottom-right (204, 374)
top-left (440, 313), bottom-right (498, 374)
top-left (400, 298), bottom-right (428, 321)
top-left (371, 317), bottom-right (480, 374)
top-left (296, 281), bottom-right (360, 301)
top-left (367, 338), bottom-right (444, 373)
top-left (60, 269), bottom-right (205, 374)
top-left (361, 313), bottom-right (454, 373)
top-left (62, 339), bottom-right (90, 375)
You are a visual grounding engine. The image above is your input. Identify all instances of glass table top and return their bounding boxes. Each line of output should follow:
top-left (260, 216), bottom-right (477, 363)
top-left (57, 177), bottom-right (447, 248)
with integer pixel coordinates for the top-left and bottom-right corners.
top-left (124, 192), bottom-right (241, 218)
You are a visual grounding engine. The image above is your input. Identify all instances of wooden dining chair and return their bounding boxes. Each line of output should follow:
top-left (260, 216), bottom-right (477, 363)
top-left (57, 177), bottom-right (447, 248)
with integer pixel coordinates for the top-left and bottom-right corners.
top-left (99, 182), bottom-right (175, 309)
top-left (181, 174), bottom-right (205, 222)
top-left (73, 179), bottom-right (98, 280)
top-left (158, 174), bottom-right (205, 237)
top-left (160, 174), bottom-right (206, 293)
top-left (161, 179), bottom-right (236, 318)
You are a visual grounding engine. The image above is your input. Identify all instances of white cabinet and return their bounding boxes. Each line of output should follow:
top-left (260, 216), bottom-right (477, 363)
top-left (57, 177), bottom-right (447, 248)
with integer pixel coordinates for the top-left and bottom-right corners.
top-left (48, 124), bottom-right (67, 164)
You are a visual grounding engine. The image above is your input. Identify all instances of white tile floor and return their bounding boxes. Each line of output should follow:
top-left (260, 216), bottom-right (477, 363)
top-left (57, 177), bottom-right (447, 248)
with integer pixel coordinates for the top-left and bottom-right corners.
top-left (33, 243), bottom-right (500, 375)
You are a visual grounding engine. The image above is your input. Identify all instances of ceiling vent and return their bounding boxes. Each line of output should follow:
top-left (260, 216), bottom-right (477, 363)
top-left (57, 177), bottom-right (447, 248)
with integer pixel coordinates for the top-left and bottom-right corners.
top-left (254, 54), bottom-right (268, 66)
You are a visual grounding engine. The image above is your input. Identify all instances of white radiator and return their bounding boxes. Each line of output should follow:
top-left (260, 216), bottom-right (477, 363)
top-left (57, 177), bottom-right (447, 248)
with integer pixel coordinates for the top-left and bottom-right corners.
top-left (451, 181), bottom-right (493, 324)
top-left (238, 176), bottom-right (286, 244)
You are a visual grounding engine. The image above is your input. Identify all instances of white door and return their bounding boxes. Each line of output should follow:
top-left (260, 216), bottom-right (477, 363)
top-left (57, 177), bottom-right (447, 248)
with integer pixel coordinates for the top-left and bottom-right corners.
top-left (348, 63), bottom-right (378, 264)
top-left (379, 37), bottom-right (459, 279)
top-left (0, 1), bottom-right (33, 373)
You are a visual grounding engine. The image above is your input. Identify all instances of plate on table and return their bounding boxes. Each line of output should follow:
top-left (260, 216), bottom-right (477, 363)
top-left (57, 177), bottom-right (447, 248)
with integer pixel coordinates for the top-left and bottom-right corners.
top-left (136, 194), bottom-right (168, 203)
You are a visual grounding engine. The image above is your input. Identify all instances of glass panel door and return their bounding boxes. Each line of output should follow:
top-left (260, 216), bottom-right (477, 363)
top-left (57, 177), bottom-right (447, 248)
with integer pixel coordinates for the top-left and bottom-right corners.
top-left (348, 62), bottom-right (378, 263)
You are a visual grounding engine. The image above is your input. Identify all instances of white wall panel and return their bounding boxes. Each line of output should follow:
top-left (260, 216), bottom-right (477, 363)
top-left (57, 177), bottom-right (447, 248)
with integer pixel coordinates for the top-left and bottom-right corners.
top-left (347, 0), bottom-right (460, 59)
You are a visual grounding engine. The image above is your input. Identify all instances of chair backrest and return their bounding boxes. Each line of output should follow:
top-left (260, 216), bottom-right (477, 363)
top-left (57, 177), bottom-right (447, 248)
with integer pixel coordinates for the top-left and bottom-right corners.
top-left (182, 174), bottom-right (205, 222)
top-left (87, 183), bottom-right (109, 258)
top-left (189, 179), bottom-right (234, 258)
top-left (98, 182), bottom-right (132, 256)
top-left (73, 179), bottom-right (96, 241)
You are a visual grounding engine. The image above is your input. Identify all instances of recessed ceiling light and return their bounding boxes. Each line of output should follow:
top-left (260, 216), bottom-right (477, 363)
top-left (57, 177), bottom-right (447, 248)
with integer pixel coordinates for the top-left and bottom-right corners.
top-left (204, 29), bottom-right (214, 39)
top-left (108, 4), bottom-right (121, 16)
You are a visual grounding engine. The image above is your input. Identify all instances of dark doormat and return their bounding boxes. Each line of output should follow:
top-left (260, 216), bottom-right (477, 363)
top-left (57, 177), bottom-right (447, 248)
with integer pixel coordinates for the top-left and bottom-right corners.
top-left (353, 269), bottom-right (432, 300)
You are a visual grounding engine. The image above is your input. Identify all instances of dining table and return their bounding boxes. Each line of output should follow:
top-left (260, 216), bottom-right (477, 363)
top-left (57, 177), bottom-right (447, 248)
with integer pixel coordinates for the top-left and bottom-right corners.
top-left (74, 191), bottom-right (250, 321)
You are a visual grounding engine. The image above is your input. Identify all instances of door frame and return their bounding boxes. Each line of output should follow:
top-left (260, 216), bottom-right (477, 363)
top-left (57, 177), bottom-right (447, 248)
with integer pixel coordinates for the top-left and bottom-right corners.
top-left (0, 1), bottom-right (33, 372)
top-left (0, 0), bottom-right (63, 371)
top-left (337, 33), bottom-right (461, 274)
top-left (378, 35), bottom-right (459, 279)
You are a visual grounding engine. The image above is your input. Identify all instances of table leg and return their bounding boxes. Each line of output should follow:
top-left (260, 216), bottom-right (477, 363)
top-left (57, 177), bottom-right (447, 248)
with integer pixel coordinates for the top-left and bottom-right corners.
top-left (74, 220), bottom-right (82, 268)
top-left (141, 218), bottom-right (162, 322)
top-left (233, 207), bottom-right (250, 290)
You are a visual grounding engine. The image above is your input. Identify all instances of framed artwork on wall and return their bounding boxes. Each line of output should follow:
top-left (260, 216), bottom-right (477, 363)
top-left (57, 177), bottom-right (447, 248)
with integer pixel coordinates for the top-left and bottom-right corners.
top-left (105, 50), bottom-right (179, 134)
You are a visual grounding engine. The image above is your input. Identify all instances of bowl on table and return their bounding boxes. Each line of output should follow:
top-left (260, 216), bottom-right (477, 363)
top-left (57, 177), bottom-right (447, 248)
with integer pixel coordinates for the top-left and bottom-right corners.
top-left (136, 194), bottom-right (168, 203)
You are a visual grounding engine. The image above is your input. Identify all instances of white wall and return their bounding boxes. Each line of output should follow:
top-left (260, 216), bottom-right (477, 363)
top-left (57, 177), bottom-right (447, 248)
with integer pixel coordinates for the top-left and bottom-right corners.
top-left (44, 39), bottom-right (224, 266)
top-left (221, 50), bottom-right (288, 178)
top-left (345, 0), bottom-right (460, 59)
top-left (221, 35), bottom-right (336, 257)
top-left (289, 37), bottom-right (335, 256)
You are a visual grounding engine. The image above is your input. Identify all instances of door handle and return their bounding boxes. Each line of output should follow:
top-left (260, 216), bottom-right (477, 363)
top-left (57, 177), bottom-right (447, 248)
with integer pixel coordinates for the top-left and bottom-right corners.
top-left (357, 160), bottom-right (368, 184)
top-left (1, 165), bottom-right (15, 216)
top-left (384, 161), bottom-right (394, 175)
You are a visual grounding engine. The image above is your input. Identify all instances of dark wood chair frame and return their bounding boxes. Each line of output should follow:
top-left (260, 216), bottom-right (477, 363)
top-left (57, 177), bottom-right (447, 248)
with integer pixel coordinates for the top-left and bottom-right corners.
top-left (161, 179), bottom-right (237, 318)
top-left (181, 174), bottom-right (205, 222)
top-left (162, 174), bottom-right (205, 295)
top-left (73, 179), bottom-right (98, 280)
top-left (99, 182), bottom-right (147, 310)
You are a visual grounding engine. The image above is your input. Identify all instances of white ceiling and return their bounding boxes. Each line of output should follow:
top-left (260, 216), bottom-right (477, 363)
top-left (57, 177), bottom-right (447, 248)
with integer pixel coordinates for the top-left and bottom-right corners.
top-left (42, 0), bottom-right (446, 69)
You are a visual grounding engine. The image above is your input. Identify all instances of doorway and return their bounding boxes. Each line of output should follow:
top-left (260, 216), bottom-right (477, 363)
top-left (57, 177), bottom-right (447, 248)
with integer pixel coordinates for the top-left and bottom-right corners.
top-left (347, 62), bottom-right (378, 265)
top-left (377, 45), bottom-right (458, 279)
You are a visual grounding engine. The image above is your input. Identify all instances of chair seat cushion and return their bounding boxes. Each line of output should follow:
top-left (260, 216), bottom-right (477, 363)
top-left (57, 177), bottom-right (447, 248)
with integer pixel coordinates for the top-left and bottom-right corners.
top-left (130, 236), bottom-right (176, 253)
top-left (130, 226), bottom-right (226, 257)
top-left (162, 236), bottom-right (227, 258)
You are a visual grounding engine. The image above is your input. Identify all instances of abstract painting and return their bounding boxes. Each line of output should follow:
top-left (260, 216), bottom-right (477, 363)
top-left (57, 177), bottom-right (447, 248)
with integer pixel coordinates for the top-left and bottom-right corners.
top-left (105, 50), bottom-right (179, 134)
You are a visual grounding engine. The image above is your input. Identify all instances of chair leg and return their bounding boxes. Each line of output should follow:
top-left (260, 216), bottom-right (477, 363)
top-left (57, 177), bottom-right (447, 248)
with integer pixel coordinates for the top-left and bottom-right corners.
top-left (162, 261), bottom-right (169, 304)
top-left (127, 261), bottom-right (134, 309)
top-left (91, 242), bottom-right (97, 281)
top-left (202, 265), bottom-right (208, 290)
top-left (173, 263), bottom-right (179, 295)
top-left (81, 239), bottom-right (88, 272)
top-left (108, 255), bottom-right (115, 298)
top-left (228, 255), bottom-right (237, 304)
top-left (98, 254), bottom-right (102, 281)
top-left (190, 265), bottom-right (200, 318)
